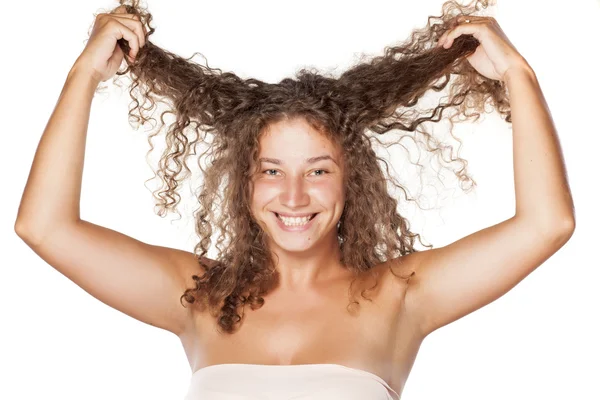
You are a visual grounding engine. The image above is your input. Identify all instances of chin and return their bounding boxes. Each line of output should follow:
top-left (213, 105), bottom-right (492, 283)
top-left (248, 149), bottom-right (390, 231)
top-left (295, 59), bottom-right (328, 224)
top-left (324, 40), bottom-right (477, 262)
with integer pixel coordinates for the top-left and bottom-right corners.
top-left (272, 238), bottom-right (317, 253)
top-left (267, 228), bottom-right (319, 252)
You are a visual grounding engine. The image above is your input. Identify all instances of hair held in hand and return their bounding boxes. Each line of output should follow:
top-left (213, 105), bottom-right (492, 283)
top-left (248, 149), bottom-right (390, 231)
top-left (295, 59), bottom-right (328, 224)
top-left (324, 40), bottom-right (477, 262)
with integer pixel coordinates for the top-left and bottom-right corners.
top-left (100, 0), bottom-right (510, 334)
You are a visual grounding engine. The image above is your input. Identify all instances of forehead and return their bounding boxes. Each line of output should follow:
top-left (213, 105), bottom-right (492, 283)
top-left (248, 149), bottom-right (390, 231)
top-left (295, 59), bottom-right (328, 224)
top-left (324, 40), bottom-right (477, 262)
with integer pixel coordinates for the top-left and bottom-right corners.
top-left (258, 118), bottom-right (338, 158)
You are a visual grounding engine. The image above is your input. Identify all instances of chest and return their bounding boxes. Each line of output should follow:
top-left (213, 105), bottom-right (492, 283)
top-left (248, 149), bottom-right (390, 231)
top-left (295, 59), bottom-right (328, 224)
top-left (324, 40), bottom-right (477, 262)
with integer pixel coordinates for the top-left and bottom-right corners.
top-left (185, 265), bottom-right (408, 369)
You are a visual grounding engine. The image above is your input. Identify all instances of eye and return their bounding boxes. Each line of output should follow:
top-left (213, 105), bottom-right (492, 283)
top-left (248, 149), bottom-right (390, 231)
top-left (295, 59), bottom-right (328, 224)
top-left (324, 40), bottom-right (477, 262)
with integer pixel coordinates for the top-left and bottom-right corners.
top-left (262, 169), bottom-right (279, 176)
top-left (261, 169), bottom-right (329, 177)
top-left (311, 169), bottom-right (329, 176)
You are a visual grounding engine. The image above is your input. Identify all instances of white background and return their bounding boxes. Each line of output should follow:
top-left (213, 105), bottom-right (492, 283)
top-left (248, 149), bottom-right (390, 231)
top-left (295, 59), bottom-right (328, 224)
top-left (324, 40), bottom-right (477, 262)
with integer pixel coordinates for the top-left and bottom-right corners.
top-left (2, 0), bottom-right (598, 399)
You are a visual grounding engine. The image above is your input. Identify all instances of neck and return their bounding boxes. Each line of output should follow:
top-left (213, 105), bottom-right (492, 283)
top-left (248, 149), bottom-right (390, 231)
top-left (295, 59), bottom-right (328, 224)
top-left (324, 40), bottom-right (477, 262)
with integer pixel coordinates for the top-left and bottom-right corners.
top-left (268, 233), bottom-right (349, 292)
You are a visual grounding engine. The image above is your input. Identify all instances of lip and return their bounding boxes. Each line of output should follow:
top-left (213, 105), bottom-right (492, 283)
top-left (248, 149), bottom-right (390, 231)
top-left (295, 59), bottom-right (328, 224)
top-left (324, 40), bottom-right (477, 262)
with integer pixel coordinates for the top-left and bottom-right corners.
top-left (273, 212), bottom-right (318, 232)
top-left (274, 212), bottom-right (316, 218)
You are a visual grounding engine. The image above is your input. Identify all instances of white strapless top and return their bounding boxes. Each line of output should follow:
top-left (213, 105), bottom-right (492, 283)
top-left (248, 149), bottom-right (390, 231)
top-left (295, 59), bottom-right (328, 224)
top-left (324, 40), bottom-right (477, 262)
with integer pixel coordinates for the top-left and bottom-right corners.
top-left (184, 363), bottom-right (400, 400)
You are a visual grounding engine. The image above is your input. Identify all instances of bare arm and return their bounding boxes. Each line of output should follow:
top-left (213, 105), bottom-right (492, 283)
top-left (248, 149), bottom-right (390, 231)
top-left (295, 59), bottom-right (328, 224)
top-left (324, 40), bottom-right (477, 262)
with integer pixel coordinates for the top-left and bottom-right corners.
top-left (398, 23), bottom-right (575, 337)
top-left (15, 64), bottom-right (94, 231)
top-left (15, 9), bottom-right (203, 337)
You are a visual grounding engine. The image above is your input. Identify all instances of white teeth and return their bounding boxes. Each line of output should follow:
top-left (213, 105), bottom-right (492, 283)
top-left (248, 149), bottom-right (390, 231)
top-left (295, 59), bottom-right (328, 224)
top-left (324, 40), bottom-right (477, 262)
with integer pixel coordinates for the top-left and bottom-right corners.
top-left (277, 214), bottom-right (314, 226)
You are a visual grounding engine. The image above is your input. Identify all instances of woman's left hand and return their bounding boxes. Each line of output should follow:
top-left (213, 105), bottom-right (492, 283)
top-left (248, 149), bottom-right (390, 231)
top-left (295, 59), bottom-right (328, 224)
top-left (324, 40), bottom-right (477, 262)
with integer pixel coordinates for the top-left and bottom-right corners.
top-left (437, 15), bottom-right (531, 82)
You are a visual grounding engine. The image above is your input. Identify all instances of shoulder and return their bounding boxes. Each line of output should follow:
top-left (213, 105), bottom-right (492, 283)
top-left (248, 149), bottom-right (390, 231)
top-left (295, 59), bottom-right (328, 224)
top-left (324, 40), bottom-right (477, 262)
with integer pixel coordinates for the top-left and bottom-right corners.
top-left (385, 251), bottom-right (421, 286)
top-left (165, 249), bottom-right (219, 299)
top-left (167, 250), bottom-right (219, 335)
top-left (379, 251), bottom-right (428, 337)
top-left (369, 251), bottom-right (423, 308)
top-left (349, 252), bottom-right (422, 304)
top-left (170, 250), bottom-right (216, 276)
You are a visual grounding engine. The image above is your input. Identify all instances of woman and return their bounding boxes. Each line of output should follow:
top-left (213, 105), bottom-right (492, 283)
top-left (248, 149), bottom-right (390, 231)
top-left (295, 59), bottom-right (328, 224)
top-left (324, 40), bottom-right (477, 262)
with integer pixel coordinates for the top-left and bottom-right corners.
top-left (14, 0), bottom-right (575, 398)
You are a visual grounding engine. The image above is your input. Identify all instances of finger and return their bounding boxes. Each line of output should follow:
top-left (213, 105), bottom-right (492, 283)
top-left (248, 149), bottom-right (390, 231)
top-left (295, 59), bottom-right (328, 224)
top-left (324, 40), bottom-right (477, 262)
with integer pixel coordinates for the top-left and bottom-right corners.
top-left (111, 14), bottom-right (146, 48)
top-left (112, 5), bottom-right (128, 14)
top-left (437, 15), bottom-right (487, 47)
top-left (108, 43), bottom-right (125, 66)
top-left (109, 19), bottom-right (141, 58)
top-left (441, 22), bottom-right (482, 48)
top-left (455, 15), bottom-right (486, 24)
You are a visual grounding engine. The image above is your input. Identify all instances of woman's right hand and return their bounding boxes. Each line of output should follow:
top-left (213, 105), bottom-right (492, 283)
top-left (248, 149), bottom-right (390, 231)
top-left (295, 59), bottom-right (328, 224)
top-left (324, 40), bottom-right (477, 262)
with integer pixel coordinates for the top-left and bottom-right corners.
top-left (74, 5), bottom-right (147, 83)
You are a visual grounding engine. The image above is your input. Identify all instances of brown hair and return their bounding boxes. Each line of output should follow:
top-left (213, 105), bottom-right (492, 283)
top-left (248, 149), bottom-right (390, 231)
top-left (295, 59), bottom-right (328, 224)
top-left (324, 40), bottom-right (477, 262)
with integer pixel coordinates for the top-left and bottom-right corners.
top-left (104, 0), bottom-right (510, 334)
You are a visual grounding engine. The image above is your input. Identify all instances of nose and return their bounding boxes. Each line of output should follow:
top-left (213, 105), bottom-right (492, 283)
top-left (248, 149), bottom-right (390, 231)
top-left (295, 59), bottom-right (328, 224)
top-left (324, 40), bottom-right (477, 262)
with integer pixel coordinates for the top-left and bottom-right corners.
top-left (279, 175), bottom-right (310, 209)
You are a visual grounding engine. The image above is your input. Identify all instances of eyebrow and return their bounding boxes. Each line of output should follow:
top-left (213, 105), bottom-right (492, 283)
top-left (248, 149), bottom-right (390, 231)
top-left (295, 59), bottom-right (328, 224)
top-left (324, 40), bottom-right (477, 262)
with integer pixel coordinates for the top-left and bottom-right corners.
top-left (258, 155), bottom-right (338, 166)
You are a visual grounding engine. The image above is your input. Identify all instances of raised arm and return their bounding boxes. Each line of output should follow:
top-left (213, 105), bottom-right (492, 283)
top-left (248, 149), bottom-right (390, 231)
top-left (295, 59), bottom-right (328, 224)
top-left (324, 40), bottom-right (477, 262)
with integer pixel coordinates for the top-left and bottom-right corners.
top-left (14, 7), bottom-right (202, 337)
top-left (396, 16), bottom-right (575, 338)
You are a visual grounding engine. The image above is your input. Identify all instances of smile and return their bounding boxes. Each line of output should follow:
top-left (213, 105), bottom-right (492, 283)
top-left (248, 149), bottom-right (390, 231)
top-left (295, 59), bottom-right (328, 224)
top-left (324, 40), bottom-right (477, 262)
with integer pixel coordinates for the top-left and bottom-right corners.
top-left (273, 212), bottom-right (318, 231)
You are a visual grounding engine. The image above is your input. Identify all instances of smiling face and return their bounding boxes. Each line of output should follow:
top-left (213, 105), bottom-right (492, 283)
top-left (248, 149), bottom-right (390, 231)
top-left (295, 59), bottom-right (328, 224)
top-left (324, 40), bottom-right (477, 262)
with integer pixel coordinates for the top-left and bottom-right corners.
top-left (249, 117), bottom-right (345, 254)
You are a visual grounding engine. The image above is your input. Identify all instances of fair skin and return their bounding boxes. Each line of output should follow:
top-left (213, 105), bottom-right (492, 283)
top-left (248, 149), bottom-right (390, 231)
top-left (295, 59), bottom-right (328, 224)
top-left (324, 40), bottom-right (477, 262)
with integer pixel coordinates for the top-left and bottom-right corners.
top-left (15, 8), bottom-right (575, 396)
top-left (249, 118), bottom-right (352, 293)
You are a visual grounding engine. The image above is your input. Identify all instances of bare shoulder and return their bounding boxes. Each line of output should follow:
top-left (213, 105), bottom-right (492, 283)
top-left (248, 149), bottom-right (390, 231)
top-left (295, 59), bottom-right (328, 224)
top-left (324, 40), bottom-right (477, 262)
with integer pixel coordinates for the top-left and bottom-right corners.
top-left (384, 251), bottom-right (422, 288)
top-left (170, 250), bottom-right (213, 274)
top-left (168, 250), bottom-right (219, 335)
top-left (355, 252), bottom-right (422, 306)
top-left (169, 250), bottom-right (219, 291)
top-left (380, 251), bottom-right (428, 338)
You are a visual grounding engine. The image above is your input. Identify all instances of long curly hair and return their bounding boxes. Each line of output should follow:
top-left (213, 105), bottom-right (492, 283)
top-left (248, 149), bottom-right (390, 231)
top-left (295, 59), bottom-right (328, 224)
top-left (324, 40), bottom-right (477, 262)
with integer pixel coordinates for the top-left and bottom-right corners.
top-left (100, 0), bottom-right (510, 334)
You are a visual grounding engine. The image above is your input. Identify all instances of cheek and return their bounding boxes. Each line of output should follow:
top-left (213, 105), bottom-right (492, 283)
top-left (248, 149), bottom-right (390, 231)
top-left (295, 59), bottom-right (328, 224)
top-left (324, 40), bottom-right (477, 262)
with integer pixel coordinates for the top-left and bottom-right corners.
top-left (251, 181), bottom-right (277, 206)
top-left (309, 181), bottom-right (344, 203)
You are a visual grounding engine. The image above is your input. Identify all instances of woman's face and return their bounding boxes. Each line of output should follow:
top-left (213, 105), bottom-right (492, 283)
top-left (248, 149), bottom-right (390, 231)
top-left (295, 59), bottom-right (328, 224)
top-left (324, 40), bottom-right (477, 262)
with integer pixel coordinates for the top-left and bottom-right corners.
top-left (250, 117), bottom-right (345, 253)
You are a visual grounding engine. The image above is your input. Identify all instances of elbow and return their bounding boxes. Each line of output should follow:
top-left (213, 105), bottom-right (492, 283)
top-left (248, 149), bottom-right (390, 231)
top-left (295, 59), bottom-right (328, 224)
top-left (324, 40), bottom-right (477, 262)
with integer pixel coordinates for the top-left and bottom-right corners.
top-left (561, 216), bottom-right (576, 237)
top-left (548, 216), bottom-right (576, 246)
top-left (516, 211), bottom-right (575, 238)
top-left (556, 208), bottom-right (576, 235)
top-left (14, 220), bottom-right (43, 246)
top-left (14, 219), bottom-right (30, 237)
